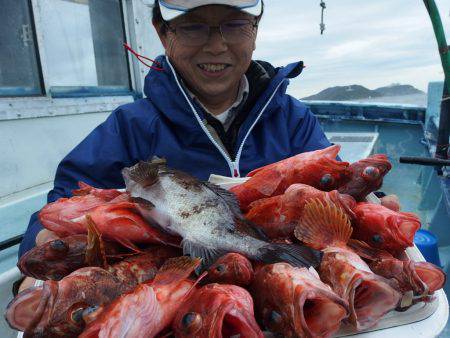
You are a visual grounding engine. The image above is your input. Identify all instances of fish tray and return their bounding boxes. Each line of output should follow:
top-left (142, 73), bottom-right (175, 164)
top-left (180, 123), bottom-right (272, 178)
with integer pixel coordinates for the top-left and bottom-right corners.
top-left (209, 174), bottom-right (449, 337)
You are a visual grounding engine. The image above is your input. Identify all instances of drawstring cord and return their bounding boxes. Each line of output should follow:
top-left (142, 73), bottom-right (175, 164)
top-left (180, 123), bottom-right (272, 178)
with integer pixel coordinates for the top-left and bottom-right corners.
top-left (123, 43), bottom-right (164, 71)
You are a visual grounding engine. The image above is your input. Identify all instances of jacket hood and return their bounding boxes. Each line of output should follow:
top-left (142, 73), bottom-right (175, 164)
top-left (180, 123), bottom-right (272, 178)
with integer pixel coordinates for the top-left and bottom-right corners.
top-left (143, 55), bottom-right (304, 130)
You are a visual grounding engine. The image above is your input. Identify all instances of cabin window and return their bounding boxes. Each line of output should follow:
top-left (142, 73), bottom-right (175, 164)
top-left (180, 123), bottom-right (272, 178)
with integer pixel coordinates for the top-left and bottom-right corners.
top-left (0, 0), bottom-right (43, 97)
top-left (0, 0), bottom-right (132, 98)
top-left (36, 0), bottom-right (131, 97)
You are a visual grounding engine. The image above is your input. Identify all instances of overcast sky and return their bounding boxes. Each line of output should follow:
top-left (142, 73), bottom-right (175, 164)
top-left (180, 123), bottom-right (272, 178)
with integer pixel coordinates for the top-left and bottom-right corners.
top-left (252, 0), bottom-right (450, 97)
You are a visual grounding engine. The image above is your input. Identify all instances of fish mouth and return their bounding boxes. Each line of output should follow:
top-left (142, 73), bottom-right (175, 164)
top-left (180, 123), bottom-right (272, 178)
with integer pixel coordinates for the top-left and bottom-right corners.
top-left (5, 281), bottom-right (57, 333)
top-left (17, 251), bottom-right (45, 280)
top-left (396, 220), bottom-right (420, 247)
top-left (413, 262), bottom-right (446, 294)
top-left (348, 276), bottom-right (400, 330)
top-left (297, 291), bottom-right (348, 337)
top-left (364, 155), bottom-right (392, 173)
top-left (216, 306), bottom-right (261, 338)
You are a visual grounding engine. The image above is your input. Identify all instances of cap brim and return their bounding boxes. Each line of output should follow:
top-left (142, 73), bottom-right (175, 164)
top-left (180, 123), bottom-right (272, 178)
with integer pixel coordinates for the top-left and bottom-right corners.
top-left (159, 1), bottom-right (262, 21)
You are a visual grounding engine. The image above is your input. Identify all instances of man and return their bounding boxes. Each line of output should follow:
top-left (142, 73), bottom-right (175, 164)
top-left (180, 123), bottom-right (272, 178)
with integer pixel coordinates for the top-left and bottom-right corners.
top-left (19, 0), bottom-right (331, 276)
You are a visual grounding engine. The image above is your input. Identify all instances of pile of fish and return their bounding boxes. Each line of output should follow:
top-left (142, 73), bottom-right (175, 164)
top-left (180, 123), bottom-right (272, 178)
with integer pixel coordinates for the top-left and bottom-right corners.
top-left (5, 145), bottom-right (446, 338)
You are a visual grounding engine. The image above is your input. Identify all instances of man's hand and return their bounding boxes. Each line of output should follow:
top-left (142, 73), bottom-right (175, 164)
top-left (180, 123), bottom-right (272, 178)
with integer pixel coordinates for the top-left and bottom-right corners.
top-left (35, 229), bottom-right (59, 246)
top-left (380, 194), bottom-right (401, 212)
top-left (18, 276), bottom-right (37, 293)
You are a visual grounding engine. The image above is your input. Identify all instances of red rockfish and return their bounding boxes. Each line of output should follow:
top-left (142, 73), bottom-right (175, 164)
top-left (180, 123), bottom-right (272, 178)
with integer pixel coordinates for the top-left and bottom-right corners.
top-left (230, 145), bottom-right (351, 211)
top-left (203, 253), bottom-right (255, 286)
top-left (251, 263), bottom-right (349, 337)
top-left (173, 283), bottom-right (264, 338)
top-left (338, 154), bottom-right (392, 201)
top-left (352, 202), bottom-right (421, 254)
top-left (294, 199), bottom-right (401, 330)
top-left (80, 257), bottom-right (201, 338)
top-left (245, 184), bottom-right (356, 240)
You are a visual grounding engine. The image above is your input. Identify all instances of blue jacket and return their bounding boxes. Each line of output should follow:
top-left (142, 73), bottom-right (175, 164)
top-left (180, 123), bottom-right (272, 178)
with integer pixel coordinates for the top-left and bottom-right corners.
top-left (19, 56), bottom-right (331, 257)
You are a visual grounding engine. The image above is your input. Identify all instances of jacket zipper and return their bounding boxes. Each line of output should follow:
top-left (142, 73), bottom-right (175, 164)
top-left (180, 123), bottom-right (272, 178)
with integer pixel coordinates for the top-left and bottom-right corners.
top-left (166, 57), bottom-right (285, 178)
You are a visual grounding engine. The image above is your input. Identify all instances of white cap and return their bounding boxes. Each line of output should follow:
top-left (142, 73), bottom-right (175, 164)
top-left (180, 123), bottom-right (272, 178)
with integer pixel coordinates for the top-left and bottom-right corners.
top-left (158, 0), bottom-right (262, 21)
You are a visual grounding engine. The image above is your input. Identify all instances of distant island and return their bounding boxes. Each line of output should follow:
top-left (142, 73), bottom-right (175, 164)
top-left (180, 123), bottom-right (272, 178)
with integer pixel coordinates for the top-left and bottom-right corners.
top-left (302, 84), bottom-right (426, 105)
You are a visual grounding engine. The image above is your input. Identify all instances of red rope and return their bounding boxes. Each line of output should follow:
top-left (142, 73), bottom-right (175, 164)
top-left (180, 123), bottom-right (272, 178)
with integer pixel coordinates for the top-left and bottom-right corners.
top-left (123, 43), bottom-right (164, 71)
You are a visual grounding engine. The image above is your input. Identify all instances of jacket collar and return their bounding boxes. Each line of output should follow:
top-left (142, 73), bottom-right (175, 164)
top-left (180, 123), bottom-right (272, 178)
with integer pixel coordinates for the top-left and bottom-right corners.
top-left (143, 55), bottom-right (304, 131)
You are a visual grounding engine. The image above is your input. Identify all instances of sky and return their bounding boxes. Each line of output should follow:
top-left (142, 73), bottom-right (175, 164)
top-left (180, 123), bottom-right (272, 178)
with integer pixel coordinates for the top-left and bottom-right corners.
top-left (251, 0), bottom-right (450, 97)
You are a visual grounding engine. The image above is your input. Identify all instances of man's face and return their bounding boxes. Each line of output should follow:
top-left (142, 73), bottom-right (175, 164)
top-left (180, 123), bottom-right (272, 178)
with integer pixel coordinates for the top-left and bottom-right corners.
top-left (157, 5), bottom-right (258, 102)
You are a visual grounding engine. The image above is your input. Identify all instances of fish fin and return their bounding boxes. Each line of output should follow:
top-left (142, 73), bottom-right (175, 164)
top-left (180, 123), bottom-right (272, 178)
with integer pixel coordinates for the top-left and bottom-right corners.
top-left (399, 211), bottom-right (421, 222)
top-left (85, 215), bottom-right (108, 268)
top-left (348, 239), bottom-right (393, 261)
top-left (294, 198), bottom-right (352, 250)
top-left (154, 256), bottom-right (201, 285)
top-left (329, 190), bottom-right (357, 219)
top-left (234, 217), bottom-right (269, 241)
top-left (122, 160), bottom-right (165, 188)
top-left (246, 169), bottom-right (284, 197)
top-left (102, 201), bottom-right (139, 212)
top-left (182, 239), bottom-right (226, 269)
top-left (308, 266), bottom-right (321, 279)
top-left (72, 181), bottom-right (93, 196)
top-left (258, 243), bottom-right (322, 268)
top-left (130, 196), bottom-right (155, 209)
top-left (130, 198), bottom-right (175, 235)
top-left (114, 237), bottom-right (145, 254)
top-left (203, 182), bottom-right (242, 213)
top-left (246, 161), bottom-right (278, 177)
top-left (247, 196), bottom-right (277, 210)
top-left (180, 270), bottom-right (208, 304)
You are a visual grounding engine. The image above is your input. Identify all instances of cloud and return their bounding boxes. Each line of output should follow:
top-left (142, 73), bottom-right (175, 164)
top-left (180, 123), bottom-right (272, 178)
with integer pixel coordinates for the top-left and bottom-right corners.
top-left (253, 0), bottom-right (450, 97)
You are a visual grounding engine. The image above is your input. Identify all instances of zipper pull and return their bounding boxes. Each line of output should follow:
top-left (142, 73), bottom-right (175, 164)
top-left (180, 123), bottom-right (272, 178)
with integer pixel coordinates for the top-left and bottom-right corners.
top-left (231, 163), bottom-right (240, 178)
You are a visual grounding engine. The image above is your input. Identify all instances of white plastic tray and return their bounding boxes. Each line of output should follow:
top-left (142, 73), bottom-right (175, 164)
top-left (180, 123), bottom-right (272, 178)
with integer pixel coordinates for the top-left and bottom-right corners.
top-left (16, 177), bottom-right (449, 337)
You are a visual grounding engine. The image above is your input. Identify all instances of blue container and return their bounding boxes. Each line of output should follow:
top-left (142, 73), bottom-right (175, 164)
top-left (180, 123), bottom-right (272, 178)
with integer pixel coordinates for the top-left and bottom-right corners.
top-left (414, 229), bottom-right (442, 267)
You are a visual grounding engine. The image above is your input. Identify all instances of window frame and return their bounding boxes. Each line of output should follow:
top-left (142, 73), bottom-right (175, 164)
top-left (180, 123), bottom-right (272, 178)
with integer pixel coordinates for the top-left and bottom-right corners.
top-left (0, 0), bottom-right (45, 98)
top-left (0, 0), bottom-right (163, 119)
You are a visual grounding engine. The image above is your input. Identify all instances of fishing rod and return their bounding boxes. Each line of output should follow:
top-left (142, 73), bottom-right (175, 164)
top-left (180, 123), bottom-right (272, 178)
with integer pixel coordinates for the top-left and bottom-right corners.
top-left (400, 157), bottom-right (450, 167)
top-left (400, 1), bottom-right (449, 171)
top-left (423, 0), bottom-right (449, 161)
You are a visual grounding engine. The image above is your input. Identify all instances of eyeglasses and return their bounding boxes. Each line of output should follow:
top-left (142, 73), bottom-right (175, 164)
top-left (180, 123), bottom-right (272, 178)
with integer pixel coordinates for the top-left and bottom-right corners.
top-left (165, 19), bottom-right (258, 47)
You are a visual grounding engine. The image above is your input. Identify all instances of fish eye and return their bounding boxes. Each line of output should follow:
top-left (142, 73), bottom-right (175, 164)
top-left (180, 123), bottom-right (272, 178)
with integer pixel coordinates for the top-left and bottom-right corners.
top-left (83, 305), bottom-right (99, 316)
top-left (52, 273), bottom-right (63, 280)
top-left (362, 166), bottom-right (380, 181)
top-left (180, 312), bottom-right (202, 334)
top-left (82, 305), bottom-right (100, 323)
top-left (269, 310), bottom-right (282, 323)
top-left (320, 174), bottom-right (334, 188)
top-left (372, 234), bottom-right (383, 243)
top-left (215, 264), bottom-right (225, 273)
top-left (50, 240), bottom-right (68, 253)
top-left (71, 307), bottom-right (85, 323)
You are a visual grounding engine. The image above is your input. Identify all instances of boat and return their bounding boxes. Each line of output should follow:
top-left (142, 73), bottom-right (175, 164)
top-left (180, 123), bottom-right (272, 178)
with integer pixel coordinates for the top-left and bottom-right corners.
top-left (0, 0), bottom-right (448, 337)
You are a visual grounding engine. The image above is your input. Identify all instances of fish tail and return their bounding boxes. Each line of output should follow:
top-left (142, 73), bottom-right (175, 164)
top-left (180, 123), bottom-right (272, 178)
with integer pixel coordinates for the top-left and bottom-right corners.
top-left (258, 243), bottom-right (322, 268)
top-left (154, 256), bottom-right (201, 285)
top-left (347, 239), bottom-right (393, 260)
top-left (294, 198), bottom-right (352, 250)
